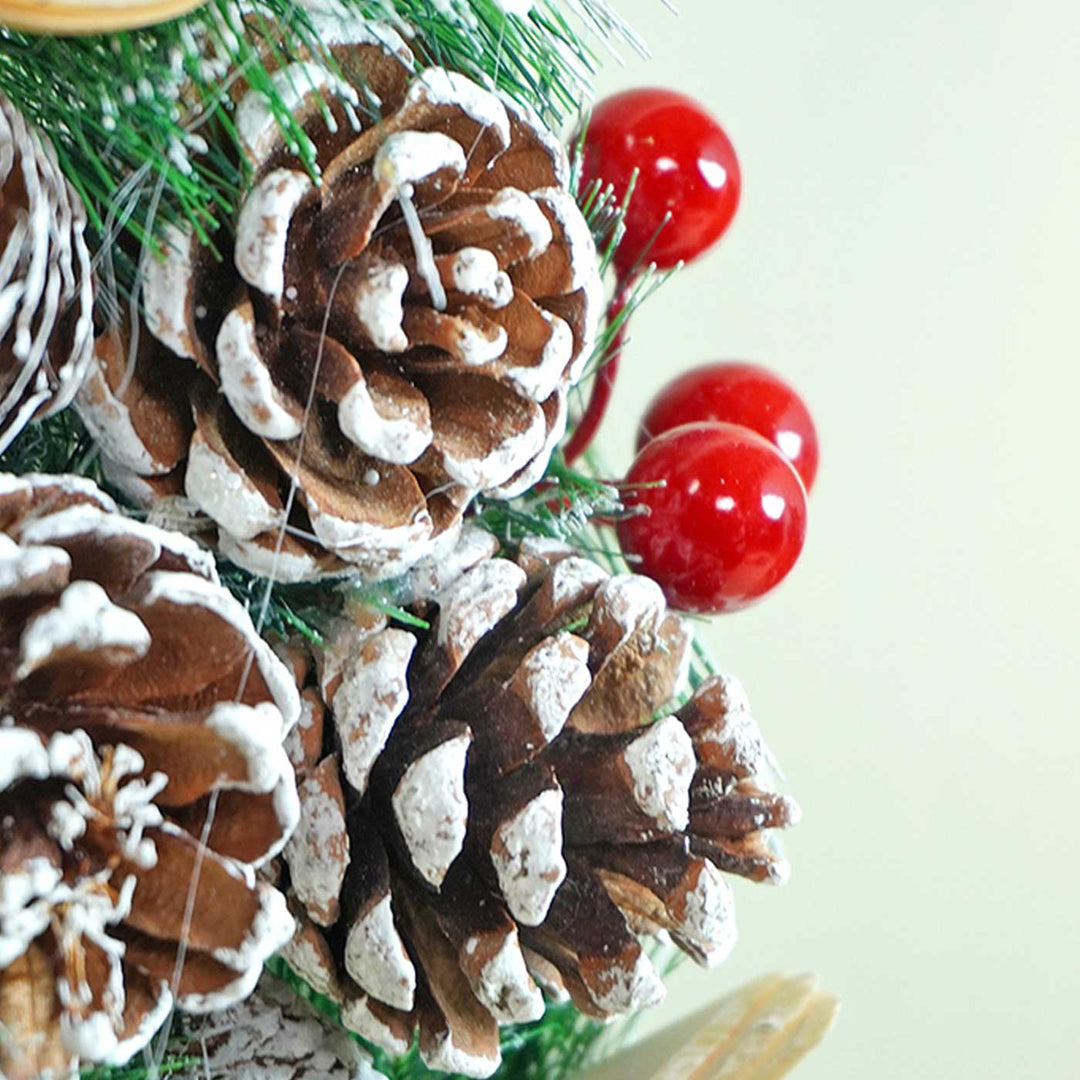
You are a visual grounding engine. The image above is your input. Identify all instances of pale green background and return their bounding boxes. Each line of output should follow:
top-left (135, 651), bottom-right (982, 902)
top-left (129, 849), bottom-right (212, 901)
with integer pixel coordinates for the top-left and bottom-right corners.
top-left (587, 1), bottom-right (1080, 1076)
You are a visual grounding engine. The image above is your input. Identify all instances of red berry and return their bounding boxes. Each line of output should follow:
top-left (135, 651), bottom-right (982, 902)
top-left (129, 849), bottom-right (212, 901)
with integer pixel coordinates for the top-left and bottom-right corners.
top-left (618, 423), bottom-right (808, 614)
top-left (581, 87), bottom-right (741, 275)
top-left (638, 362), bottom-right (820, 491)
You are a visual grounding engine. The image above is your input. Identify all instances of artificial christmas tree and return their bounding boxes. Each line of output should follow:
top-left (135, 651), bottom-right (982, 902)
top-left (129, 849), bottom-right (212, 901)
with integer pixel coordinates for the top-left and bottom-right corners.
top-left (0, 3), bottom-right (836, 1078)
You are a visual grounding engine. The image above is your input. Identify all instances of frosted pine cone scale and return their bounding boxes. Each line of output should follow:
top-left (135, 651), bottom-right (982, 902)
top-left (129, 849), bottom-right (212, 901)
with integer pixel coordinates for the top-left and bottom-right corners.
top-left (0, 93), bottom-right (94, 455)
top-left (79, 27), bottom-right (601, 584)
top-left (276, 533), bottom-right (799, 1078)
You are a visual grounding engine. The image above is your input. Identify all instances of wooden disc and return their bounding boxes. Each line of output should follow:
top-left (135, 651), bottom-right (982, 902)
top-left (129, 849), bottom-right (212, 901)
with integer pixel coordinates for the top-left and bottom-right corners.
top-left (0, 0), bottom-right (206, 34)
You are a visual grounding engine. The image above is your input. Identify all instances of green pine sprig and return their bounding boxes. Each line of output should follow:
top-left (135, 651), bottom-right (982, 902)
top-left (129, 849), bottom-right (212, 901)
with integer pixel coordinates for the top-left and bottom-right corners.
top-left (0, 408), bottom-right (103, 480)
top-left (472, 455), bottom-right (625, 548)
top-left (0, 0), bottom-right (653, 297)
top-left (81, 1055), bottom-right (199, 1080)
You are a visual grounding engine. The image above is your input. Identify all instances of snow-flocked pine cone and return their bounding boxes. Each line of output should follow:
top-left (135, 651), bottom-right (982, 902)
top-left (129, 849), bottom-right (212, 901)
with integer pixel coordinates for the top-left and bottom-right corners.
top-left (0, 473), bottom-right (302, 1080)
top-left (275, 530), bottom-right (800, 1079)
top-left (0, 92), bottom-right (94, 455)
top-left (177, 973), bottom-right (387, 1080)
top-left (77, 17), bottom-right (602, 584)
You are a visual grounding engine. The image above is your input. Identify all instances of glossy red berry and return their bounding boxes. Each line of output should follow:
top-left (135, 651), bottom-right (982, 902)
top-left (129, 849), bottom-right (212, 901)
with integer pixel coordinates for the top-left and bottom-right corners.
top-left (581, 87), bottom-right (741, 275)
top-left (638, 362), bottom-right (820, 491)
top-left (618, 423), bottom-right (808, 614)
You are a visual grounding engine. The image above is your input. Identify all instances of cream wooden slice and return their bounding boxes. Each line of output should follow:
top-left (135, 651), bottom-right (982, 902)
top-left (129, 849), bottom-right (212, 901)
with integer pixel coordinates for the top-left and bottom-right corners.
top-left (576, 973), bottom-right (839, 1080)
top-left (0, 0), bottom-right (205, 34)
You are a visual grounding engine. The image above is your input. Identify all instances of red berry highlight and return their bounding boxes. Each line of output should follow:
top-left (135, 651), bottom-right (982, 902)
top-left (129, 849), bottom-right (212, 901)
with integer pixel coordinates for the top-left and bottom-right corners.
top-left (638, 362), bottom-right (819, 491)
top-left (581, 87), bottom-right (741, 274)
top-left (618, 423), bottom-right (808, 614)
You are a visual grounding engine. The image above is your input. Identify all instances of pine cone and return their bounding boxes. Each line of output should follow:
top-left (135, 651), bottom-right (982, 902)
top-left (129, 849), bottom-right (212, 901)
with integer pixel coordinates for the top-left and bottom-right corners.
top-left (0, 92), bottom-right (94, 455)
top-left (178, 973), bottom-right (387, 1080)
top-left (275, 531), bottom-right (799, 1078)
top-left (77, 19), bottom-right (602, 583)
top-left (0, 473), bottom-right (301, 1080)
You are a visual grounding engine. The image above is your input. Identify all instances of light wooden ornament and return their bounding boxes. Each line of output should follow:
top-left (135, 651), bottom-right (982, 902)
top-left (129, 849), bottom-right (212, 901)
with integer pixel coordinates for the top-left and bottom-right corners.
top-left (576, 973), bottom-right (839, 1080)
top-left (0, 0), bottom-right (205, 34)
